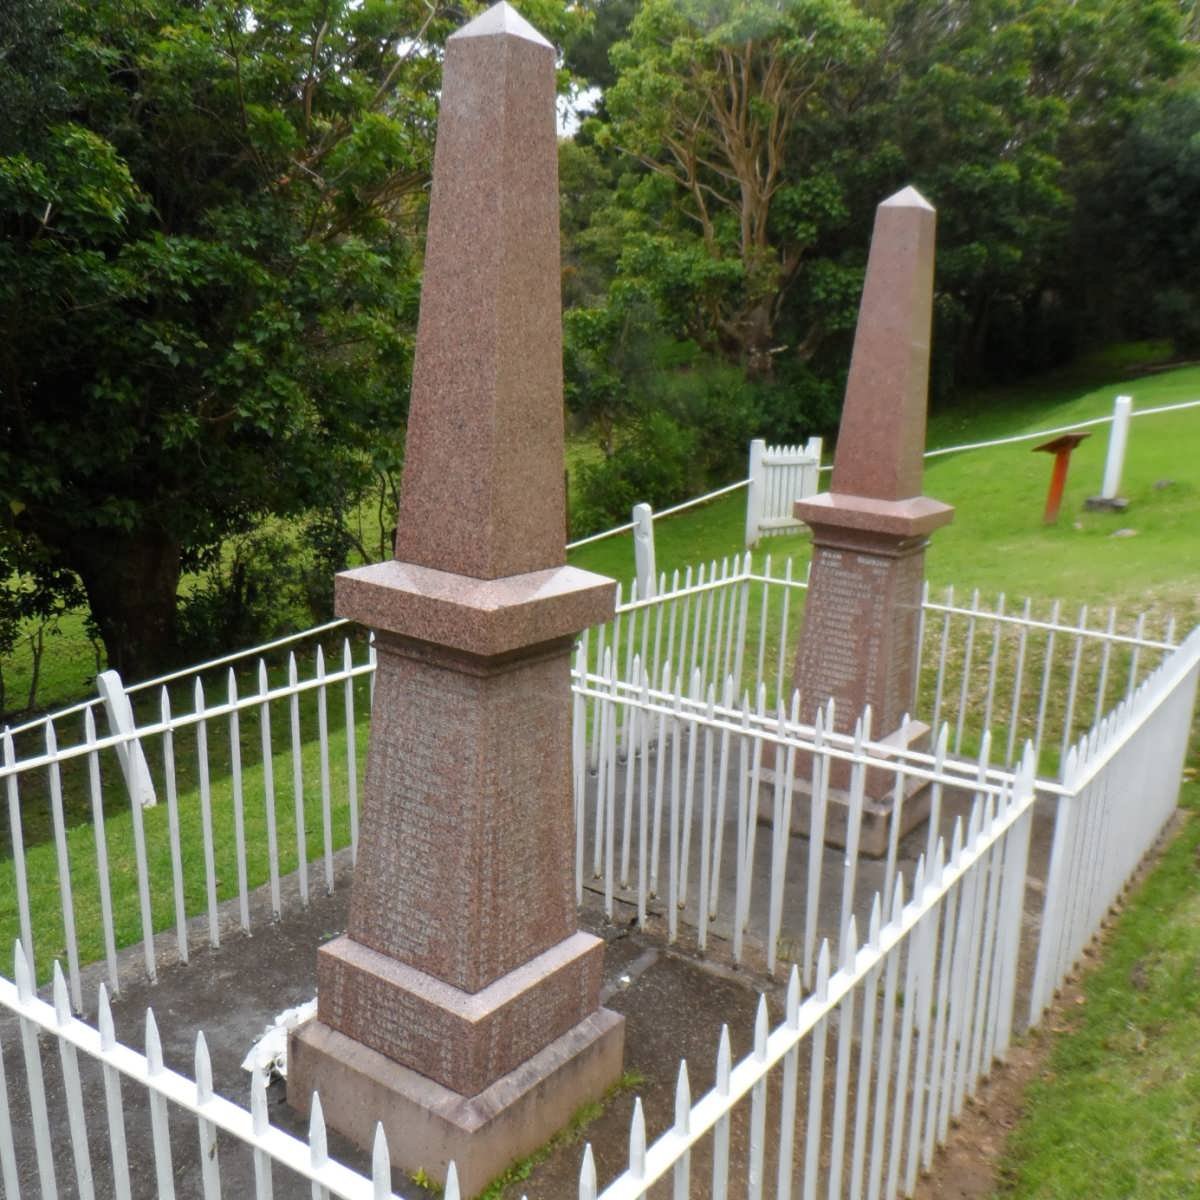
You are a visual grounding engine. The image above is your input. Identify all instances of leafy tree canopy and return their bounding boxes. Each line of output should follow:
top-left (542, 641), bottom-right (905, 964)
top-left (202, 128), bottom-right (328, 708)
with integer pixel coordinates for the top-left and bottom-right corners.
top-left (568, 0), bottom-right (1191, 400)
top-left (0, 0), bottom-right (580, 682)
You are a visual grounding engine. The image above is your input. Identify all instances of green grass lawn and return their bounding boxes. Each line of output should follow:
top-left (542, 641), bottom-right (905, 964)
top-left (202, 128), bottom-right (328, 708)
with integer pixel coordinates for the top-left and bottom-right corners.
top-left (995, 775), bottom-right (1200, 1199)
top-left (3, 350), bottom-right (1199, 957)
top-left (0, 349), bottom-right (1198, 1185)
top-left (569, 358), bottom-right (1200, 626)
top-left (6, 348), bottom-right (1197, 718)
top-left (4, 712), bottom-right (360, 983)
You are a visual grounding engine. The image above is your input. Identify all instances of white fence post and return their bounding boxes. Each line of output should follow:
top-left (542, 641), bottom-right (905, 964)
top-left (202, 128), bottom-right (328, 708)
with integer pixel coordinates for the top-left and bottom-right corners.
top-left (801, 435), bottom-right (823, 498)
top-left (96, 669), bottom-right (157, 808)
top-left (632, 503), bottom-right (657, 599)
top-left (1101, 394), bottom-right (1133, 501)
top-left (745, 438), bottom-right (766, 548)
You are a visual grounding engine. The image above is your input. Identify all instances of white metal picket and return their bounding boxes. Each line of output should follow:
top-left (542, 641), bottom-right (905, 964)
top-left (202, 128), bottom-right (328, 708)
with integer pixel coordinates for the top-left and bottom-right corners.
top-left (0, 561), bottom-right (1186, 1023)
top-left (1029, 626), bottom-right (1200, 1023)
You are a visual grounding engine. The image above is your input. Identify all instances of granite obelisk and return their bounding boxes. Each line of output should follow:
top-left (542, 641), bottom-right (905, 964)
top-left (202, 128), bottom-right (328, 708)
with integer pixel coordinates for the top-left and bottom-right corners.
top-left (773, 187), bottom-right (954, 854)
top-left (287, 6), bottom-right (624, 1191)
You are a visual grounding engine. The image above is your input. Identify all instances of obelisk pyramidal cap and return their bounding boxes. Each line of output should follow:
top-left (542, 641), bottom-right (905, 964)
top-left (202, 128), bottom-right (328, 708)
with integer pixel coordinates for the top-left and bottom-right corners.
top-left (288, 6), bottom-right (624, 1193)
top-left (782, 187), bottom-right (953, 854)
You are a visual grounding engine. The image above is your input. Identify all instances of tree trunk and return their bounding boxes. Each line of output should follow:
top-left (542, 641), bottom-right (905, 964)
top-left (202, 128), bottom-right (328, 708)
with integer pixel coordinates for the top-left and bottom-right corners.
top-left (70, 531), bottom-right (182, 684)
top-left (741, 300), bottom-right (778, 380)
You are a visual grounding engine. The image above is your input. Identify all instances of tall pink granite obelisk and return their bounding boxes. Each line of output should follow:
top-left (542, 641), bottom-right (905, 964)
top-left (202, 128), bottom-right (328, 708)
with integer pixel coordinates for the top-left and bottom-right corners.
top-left (774, 187), bottom-right (954, 854)
top-left (287, 5), bottom-right (624, 1191)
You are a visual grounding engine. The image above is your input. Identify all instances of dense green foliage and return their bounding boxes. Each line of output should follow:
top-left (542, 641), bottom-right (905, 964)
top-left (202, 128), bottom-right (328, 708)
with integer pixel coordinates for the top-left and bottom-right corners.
top-left (0, 0), bottom-right (438, 678)
top-left (560, 0), bottom-right (1197, 529)
top-left (0, 0), bottom-right (581, 683)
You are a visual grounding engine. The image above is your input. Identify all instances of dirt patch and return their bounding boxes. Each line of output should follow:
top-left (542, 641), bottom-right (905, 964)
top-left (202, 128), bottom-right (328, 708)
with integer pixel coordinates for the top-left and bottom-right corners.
top-left (911, 987), bottom-right (1078, 1200)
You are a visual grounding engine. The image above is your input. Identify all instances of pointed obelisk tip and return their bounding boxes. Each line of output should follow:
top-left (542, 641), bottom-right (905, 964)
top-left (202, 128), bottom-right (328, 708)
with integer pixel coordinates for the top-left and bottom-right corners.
top-left (880, 185), bottom-right (934, 213)
top-left (451, 1), bottom-right (553, 47)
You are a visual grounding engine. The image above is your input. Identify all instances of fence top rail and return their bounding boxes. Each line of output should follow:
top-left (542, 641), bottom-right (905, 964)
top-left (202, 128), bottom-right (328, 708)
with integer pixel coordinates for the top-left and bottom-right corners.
top-left (3, 618), bottom-right (356, 739)
top-left (918, 597), bottom-right (1178, 650)
top-left (0, 656), bottom-right (374, 780)
top-left (565, 477), bottom-right (752, 551)
top-left (572, 667), bottom-right (1061, 795)
top-left (741, 567), bottom-right (1178, 648)
top-left (922, 395), bottom-right (1200, 461)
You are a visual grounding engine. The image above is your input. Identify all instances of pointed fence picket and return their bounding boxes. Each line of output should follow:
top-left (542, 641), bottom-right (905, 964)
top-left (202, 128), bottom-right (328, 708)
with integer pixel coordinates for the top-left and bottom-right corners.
top-left (0, 560), bottom-right (1187, 1006)
top-left (1029, 625), bottom-right (1200, 1023)
top-left (0, 629), bottom-right (375, 1002)
top-left (0, 560), bottom-right (1194, 1197)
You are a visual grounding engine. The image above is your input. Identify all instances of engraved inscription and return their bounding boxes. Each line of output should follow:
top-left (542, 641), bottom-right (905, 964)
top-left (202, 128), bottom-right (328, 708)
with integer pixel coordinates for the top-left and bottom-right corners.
top-left (795, 544), bottom-right (926, 734)
top-left (348, 645), bottom-right (576, 992)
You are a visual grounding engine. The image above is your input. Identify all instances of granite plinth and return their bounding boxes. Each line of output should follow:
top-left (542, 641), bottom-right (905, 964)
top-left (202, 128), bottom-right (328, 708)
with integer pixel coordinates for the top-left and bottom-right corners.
top-left (317, 931), bottom-right (603, 1096)
top-left (758, 765), bottom-right (931, 857)
top-left (347, 637), bottom-right (579, 991)
top-left (288, 1008), bottom-right (625, 1198)
top-left (760, 719), bottom-right (930, 854)
top-left (335, 559), bottom-right (615, 660)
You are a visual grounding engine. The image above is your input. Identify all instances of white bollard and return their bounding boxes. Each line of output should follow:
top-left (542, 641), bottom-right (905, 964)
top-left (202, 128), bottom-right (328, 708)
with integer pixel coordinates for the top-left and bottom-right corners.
top-left (1086, 394), bottom-right (1132, 511)
top-left (632, 502), bottom-right (657, 599)
top-left (1101, 394), bottom-right (1133, 500)
top-left (97, 670), bottom-right (158, 808)
top-left (800, 435), bottom-right (824, 499)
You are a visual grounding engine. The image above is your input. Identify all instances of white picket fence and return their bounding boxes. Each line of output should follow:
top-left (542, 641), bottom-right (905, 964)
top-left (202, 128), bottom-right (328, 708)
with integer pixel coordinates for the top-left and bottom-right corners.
top-left (582, 756), bottom-right (1037, 1200)
top-left (0, 565), bottom-right (1196, 1199)
top-left (1028, 623), bottom-right (1200, 1023)
top-left (744, 437), bottom-right (823, 546)
top-left (571, 625), bottom-right (1199, 1200)
top-left (0, 558), bottom-right (1186, 999)
top-left (0, 944), bottom-right (418, 1199)
top-left (579, 553), bottom-right (1181, 777)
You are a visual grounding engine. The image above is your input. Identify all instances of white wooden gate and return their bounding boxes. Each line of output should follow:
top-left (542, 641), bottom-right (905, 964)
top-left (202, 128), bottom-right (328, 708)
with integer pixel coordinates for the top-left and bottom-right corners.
top-left (744, 437), bottom-right (823, 546)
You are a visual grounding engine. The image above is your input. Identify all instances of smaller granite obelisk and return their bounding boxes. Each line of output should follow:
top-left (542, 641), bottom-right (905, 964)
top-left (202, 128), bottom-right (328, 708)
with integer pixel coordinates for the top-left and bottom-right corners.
top-left (287, 5), bottom-right (624, 1192)
top-left (777, 187), bottom-right (953, 854)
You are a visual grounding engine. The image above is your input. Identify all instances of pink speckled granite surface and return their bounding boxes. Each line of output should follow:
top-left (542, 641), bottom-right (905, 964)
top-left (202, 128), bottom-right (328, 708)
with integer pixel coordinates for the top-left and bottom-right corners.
top-left (317, 931), bottom-right (603, 1096)
top-left (829, 187), bottom-right (941, 503)
top-left (393, 21), bottom-right (565, 580)
top-left (335, 559), bottom-right (615, 657)
top-left (302, 6), bottom-right (623, 1153)
top-left (346, 640), bottom-right (578, 992)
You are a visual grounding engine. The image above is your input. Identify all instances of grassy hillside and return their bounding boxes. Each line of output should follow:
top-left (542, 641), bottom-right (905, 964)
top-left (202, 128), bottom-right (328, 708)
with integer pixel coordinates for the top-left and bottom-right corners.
top-left (569, 360), bottom-right (1200, 627)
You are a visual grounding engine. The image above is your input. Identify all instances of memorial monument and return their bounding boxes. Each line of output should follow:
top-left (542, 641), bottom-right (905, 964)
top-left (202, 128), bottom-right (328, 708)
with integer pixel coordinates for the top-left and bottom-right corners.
top-left (764, 187), bottom-right (954, 855)
top-left (287, 5), bottom-right (625, 1191)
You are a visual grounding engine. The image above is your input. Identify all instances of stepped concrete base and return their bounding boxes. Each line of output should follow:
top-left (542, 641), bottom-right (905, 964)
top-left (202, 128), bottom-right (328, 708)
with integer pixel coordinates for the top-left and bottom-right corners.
top-left (758, 720), bottom-right (932, 856)
top-left (757, 770), bottom-right (931, 857)
top-left (288, 1008), bottom-right (625, 1198)
top-left (315, 930), bottom-right (604, 1096)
